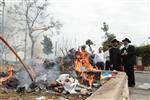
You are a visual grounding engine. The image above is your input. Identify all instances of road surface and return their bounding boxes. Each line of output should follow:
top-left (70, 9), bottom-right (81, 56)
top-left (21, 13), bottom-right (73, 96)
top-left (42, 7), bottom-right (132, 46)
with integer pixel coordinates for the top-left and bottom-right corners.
top-left (129, 72), bottom-right (150, 100)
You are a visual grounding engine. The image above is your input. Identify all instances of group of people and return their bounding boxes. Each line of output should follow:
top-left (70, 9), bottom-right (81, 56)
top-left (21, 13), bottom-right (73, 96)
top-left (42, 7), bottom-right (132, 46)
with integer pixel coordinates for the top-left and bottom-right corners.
top-left (94, 38), bottom-right (136, 87)
top-left (74, 38), bottom-right (136, 87)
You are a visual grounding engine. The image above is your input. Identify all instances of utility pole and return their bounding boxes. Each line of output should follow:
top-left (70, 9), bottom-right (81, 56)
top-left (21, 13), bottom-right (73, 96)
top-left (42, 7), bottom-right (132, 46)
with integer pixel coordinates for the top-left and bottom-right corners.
top-left (0, 0), bottom-right (5, 35)
top-left (0, 0), bottom-right (5, 65)
top-left (24, 23), bottom-right (27, 60)
top-left (54, 41), bottom-right (57, 58)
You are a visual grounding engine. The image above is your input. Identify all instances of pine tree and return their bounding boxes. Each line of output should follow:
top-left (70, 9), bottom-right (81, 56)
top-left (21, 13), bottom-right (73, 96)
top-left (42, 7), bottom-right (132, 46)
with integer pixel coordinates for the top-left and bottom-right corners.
top-left (101, 22), bottom-right (116, 51)
top-left (41, 36), bottom-right (53, 56)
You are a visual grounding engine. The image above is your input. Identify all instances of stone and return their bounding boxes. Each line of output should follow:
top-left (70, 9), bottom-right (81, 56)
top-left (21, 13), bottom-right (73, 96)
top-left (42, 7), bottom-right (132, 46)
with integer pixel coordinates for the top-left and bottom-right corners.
top-left (80, 88), bottom-right (89, 95)
top-left (58, 96), bottom-right (68, 100)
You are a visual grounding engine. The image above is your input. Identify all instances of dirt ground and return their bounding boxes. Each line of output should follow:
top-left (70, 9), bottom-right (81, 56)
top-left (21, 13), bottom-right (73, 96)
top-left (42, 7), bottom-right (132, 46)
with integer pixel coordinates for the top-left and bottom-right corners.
top-left (0, 91), bottom-right (89, 100)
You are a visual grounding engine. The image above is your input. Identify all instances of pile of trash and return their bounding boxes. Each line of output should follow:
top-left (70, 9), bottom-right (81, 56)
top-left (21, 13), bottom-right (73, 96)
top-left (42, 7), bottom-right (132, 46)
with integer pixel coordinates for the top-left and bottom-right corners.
top-left (0, 53), bottom-right (118, 100)
top-left (0, 67), bottom-right (99, 91)
top-left (55, 74), bottom-right (93, 95)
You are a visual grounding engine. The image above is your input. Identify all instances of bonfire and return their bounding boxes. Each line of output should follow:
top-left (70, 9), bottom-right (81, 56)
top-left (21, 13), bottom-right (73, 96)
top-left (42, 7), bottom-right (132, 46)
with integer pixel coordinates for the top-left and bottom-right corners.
top-left (0, 36), bottom-right (116, 100)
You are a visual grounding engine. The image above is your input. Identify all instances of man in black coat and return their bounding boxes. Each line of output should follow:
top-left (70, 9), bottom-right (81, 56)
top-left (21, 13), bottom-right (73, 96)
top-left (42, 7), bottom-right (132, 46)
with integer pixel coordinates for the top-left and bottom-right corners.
top-left (121, 38), bottom-right (136, 87)
top-left (109, 39), bottom-right (121, 71)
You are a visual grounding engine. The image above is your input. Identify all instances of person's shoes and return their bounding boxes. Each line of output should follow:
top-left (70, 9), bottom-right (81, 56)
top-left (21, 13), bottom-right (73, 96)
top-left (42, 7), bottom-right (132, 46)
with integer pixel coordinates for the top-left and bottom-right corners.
top-left (128, 84), bottom-right (135, 87)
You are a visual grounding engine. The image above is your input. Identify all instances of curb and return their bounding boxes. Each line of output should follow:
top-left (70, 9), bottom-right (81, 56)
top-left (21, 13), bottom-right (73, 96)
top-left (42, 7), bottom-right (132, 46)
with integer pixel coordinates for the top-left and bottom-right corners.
top-left (135, 71), bottom-right (150, 74)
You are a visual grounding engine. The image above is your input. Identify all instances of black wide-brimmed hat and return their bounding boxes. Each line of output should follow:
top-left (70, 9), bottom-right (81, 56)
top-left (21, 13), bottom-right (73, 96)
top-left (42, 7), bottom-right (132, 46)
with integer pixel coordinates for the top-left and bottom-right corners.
top-left (122, 38), bottom-right (131, 43)
top-left (111, 39), bottom-right (119, 43)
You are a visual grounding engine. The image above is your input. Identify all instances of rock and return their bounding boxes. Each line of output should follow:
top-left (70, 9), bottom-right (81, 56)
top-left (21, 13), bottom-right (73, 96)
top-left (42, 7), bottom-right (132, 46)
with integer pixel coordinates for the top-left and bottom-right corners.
top-left (16, 86), bottom-right (26, 93)
top-left (36, 96), bottom-right (46, 100)
top-left (5, 77), bottom-right (21, 89)
top-left (58, 96), bottom-right (68, 100)
top-left (62, 90), bottom-right (67, 94)
top-left (53, 86), bottom-right (63, 93)
top-left (93, 83), bottom-right (101, 88)
top-left (67, 96), bottom-right (72, 100)
top-left (29, 82), bottom-right (38, 89)
top-left (79, 95), bottom-right (82, 98)
top-left (75, 87), bottom-right (81, 92)
top-left (80, 88), bottom-right (89, 95)
top-left (1, 87), bottom-right (8, 94)
top-left (50, 81), bottom-right (58, 87)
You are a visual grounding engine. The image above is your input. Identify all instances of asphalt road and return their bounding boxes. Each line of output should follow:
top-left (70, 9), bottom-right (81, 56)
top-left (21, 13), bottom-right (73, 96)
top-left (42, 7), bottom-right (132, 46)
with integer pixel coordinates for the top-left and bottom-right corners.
top-left (135, 72), bottom-right (150, 83)
top-left (129, 72), bottom-right (150, 100)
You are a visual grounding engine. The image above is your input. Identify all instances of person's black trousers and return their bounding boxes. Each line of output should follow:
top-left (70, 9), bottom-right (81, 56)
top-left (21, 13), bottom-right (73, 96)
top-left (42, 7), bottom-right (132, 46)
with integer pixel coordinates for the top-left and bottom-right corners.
top-left (124, 65), bottom-right (135, 86)
top-left (96, 62), bottom-right (104, 70)
top-left (105, 60), bottom-right (110, 70)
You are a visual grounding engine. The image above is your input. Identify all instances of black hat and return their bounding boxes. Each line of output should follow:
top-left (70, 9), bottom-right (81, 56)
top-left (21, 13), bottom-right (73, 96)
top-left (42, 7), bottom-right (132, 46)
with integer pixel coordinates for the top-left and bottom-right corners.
top-left (111, 39), bottom-right (119, 43)
top-left (122, 38), bottom-right (131, 43)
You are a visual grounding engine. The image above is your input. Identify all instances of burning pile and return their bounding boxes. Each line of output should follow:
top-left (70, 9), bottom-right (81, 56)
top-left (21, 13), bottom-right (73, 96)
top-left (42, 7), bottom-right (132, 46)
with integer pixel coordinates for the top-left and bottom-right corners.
top-left (0, 66), bottom-right (14, 84)
top-left (0, 36), bottom-right (118, 100)
top-left (0, 57), bottom-right (102, 98)
top-left (0, 56), bottom-right (118, 100)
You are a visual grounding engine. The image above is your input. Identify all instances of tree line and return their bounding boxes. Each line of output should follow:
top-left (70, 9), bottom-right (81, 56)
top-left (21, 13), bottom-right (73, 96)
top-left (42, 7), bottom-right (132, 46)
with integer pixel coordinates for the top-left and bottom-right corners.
top-left (0, 0), bottom-right (62, 62)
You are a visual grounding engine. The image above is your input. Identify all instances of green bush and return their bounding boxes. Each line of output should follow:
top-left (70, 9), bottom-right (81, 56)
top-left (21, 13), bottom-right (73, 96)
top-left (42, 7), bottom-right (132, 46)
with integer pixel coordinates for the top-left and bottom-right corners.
top-left (136, 45), bottom-right (150, 66)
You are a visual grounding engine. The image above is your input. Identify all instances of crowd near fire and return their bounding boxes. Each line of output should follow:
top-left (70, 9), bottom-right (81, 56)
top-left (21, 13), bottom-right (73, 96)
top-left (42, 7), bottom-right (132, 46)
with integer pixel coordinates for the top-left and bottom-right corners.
top-left (0, 0), bottom-right (149, 99)
top-left (0, 35), bottom-right (137, 100)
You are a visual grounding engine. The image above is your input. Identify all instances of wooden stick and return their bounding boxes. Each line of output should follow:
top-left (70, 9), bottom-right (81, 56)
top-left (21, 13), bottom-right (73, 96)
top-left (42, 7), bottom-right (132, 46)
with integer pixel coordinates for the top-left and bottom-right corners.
top-left (0, 36), bottom-right (34, 81)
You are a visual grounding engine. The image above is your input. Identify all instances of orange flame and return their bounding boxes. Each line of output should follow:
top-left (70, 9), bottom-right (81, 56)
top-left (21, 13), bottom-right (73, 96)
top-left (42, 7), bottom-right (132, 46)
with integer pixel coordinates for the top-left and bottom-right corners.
top-left (75, 51), bottom-right (100, 87)
top-left (0, 66), bottom-right (14, 84)
top-left (87, 75), bottom-right (94, 87)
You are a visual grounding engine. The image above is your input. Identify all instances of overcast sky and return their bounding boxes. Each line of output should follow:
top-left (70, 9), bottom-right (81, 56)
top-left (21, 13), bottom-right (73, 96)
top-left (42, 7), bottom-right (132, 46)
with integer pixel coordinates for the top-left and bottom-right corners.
top-left (4, 0), bottom-right (150, 48)
top-left (3, 0), bottom-right (150, 57)
top-left (49, 0), bottom-right (149, 50)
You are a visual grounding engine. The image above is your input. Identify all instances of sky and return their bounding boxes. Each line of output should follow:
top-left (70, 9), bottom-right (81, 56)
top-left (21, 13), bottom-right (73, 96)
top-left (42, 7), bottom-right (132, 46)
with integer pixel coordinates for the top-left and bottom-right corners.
top-left (49, 0), bottom-right (149, 50)
top-left (2, 0), bottom-right (150, 58)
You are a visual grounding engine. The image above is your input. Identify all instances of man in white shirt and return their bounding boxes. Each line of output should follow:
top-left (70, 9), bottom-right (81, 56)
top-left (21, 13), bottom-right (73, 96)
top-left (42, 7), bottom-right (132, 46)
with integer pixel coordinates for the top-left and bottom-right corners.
top-left (94, 48), bottom-right (105, 70)
top-left (104, 45), bottom-right (112, 70)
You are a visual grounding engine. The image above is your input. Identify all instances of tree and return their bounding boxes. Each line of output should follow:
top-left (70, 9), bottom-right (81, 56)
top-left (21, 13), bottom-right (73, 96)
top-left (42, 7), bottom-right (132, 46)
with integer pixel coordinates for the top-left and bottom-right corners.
top-left (102, 34), bottom-right (116, 51)
top-left (0, 4), bottom-right (22, 64)
top-left (41, 35), bottom-right (53, 56)
top-left (0, 35), bottom-right (24, 63)
top-left (59, 39), bottom-right (72, 56)
top-left (7, 0), bottom-right (62, 58)
top-left (101, 22), bottom-right (109, 36)
top-left (101, 22), bottom-right (116, 51)
top-left (13, 44), bottom-right (24, 62)
top-left (7, 5), bottom-right (28, 60)
top-left (136, 45), bottom-right (150, 66)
